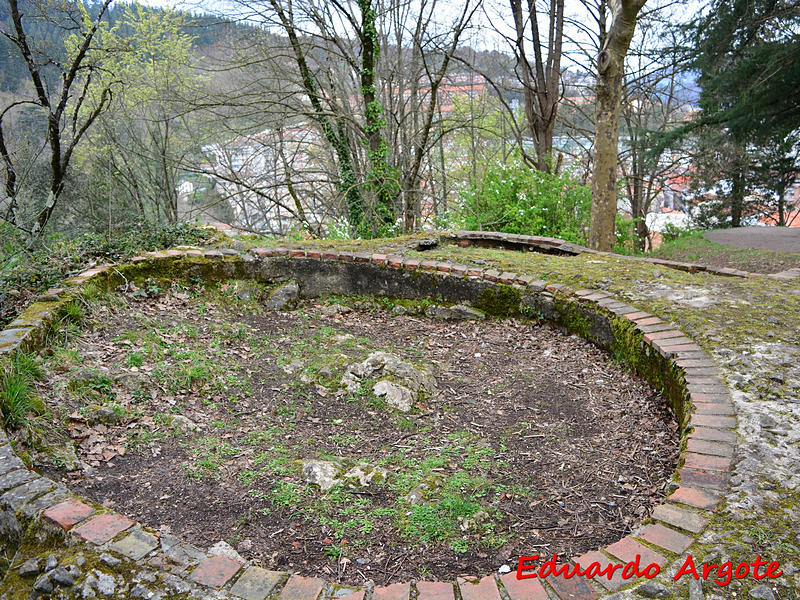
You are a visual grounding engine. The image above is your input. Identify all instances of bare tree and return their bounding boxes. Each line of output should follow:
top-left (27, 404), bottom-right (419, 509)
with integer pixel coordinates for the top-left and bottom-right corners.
top-left (0, 0), bottom-right (114, 242)
top-left (618, 14), bottom-right (693, 250)
top-left (508, 0), bottom-right (564, 172)
top-left (197, 0), bottom-right (477, 236)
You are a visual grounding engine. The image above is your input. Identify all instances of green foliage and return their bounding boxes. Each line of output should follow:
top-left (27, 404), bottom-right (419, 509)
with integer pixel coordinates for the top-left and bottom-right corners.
top-left (687, 0), bottom-right (800, 143)
top-left (612, 216), bottom-right (642, 255)
top-left (401, 495), bottom-right (481, 545)
top-left (660, 222), bottom-right (696, 244)
top-left (0, 354), bottom-right (45, 430)
top-left (0, 222), bottom-right (214, 329)
top-left (71, 4), bottom-right (207, 231)
top-left (454, 162), bottom-right (591, 243)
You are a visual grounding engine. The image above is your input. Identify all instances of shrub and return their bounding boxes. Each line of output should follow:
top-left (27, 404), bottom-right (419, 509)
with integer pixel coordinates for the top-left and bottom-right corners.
top-left (455, 162), bottom-right (592, 243)
top-left (660, 222), bottom-right (696, 244)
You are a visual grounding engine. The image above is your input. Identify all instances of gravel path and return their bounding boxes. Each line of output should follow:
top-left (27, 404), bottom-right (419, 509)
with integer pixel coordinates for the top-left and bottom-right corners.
top-left (704, 227), bottom-right (800, 253)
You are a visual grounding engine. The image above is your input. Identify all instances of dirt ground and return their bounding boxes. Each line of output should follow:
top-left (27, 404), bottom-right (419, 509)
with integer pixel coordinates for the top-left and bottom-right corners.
top-left (31, 282), bottom-right (680, 583)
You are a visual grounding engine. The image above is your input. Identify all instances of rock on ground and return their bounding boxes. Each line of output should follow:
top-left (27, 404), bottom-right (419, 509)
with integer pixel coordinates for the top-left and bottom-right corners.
top-left (341, 352), bottom-right (436, 413)
top-left (301, 459), bottom-right (388, 492)
top-left (425, 304), bottom-right (485, 320)
top-left (373, 380), bottom-right (414, 412)
top-left (266, 281), bottom-right (299, 311)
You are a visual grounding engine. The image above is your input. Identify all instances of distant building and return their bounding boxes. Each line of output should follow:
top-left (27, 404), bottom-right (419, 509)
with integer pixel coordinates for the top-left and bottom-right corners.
top-left (196, 125), bottom-right (334, 235)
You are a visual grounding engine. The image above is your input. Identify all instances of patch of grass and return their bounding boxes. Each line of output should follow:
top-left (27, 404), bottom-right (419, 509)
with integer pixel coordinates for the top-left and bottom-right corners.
top-left (330, 433), bottom-right (359, 447)
top-left (60, 301), bottom-right (85, 325)
top-left (271, 480), bottom-right (303, 507)
top-left (401, 495), bottom-right (481, 544)
top-left (395, 416), bottom-right (417, 431)
top-left (126, 428), bottom-right (165, 451)
top-left (0, 354), bottom-right (45, 429)
top-left (186, 436), bottom-right (238, 480)
top-left (127, 351), bottom-right (144, 367)
top-left (67, 371), bottom-right (115, 402)
top-left (155, 354), bottom-right (214, 392)
top-left (748, 525), bottom-right (796, 553)
top-left (50, 348), bottom-right (80, 369)
top-left (238, 470), bottom-right (261, 487)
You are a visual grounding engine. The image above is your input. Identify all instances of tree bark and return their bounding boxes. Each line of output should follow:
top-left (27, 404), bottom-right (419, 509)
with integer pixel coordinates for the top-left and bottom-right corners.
top-left (588, 0), bottom-right (646, 251)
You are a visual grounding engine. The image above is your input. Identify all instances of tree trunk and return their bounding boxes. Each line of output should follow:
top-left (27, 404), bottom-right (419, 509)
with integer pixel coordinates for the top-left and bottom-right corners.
top-left (588, 0), bottom-right (646, 251)
top-left (730, 170), bottom-right (743, 228)
top-left (510, 0), bottom-right (564, 173)
top-left (359, 0), bottom-right (396, 236)
top-left (268, 0), bottom-right (365, 233)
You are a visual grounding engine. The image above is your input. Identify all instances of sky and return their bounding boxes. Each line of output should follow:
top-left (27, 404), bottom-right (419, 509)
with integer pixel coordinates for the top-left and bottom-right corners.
top-left (126, 0), bottom-right (704, 65)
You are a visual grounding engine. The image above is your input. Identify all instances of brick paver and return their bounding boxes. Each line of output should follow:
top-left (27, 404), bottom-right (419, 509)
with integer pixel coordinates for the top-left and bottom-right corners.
top-left (373, 583), bottom-right (410, 600)
top-left (230, 567), bottom-right (284, 600)
top-left (652, 504), bottom-right (708, 534)
top-left (546, 571), bottom-right (598, 600)
top-left (605, 536), bottom-right (667, 567)
top-left (572, 551), bottom-right (625, 591)
top-left (686, 439), bottom-right (734, 456)
top-left (637, 523), bottom-right (694, 554)
top-left (668, 486), bottom-right (722, 511)
top-left (634, 316), bottom-right (663, 326)
top-left (278, 575), bottom-right (326, 600)
top-left (500, 572), bottom-right (548, 600)
top-left (643, 330), bottom-right (686, 343)
top-left (690, 415), bottom-right (737, 429)
top-left (111, 528), bottom-right (159, 560)
top-left (417, 581), bottom-right (455, 600)
top-left (189, 555), bottom-right (242, 589)
top-left (73, 513), bottom-right (135, 544)
top-left (458, 575), bottom-right (501, 600)
top-left (42, 499), bottom-right (95, 530)
top-left (678, 468), bottom-right (728, 491)
top-left (688, 427), bottom-right (736, 444)
top-left (683, 452), bottom-right (731, 471)
top-left (339, 590), bottom-right (365, 600)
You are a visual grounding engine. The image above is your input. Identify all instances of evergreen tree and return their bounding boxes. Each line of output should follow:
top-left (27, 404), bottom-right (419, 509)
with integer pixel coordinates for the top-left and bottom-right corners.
top-left (688, 0), bottom-right (800, 143)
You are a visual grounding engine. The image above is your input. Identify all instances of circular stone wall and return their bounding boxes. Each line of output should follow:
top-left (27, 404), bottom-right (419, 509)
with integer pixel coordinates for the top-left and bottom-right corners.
top-left (0, 246), bottom-right (736, 600)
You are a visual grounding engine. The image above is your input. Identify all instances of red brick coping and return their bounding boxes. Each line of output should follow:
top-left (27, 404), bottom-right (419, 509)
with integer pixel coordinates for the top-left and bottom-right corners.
top-left (0, 247), bottom-right (737, 599)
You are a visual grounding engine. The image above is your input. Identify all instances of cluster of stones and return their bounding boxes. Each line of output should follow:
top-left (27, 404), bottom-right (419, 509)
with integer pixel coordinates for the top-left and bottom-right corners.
top-left (0, 242), bottom-right (739, 599)
top-left (450, 230), bottom-right (800, 280)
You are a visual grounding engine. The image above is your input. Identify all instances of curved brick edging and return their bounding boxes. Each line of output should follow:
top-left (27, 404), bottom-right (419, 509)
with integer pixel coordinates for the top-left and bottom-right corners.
top-left (448, 230), bottom-right (800, 280)
top-left (0, 247), bottom-right (737, 599)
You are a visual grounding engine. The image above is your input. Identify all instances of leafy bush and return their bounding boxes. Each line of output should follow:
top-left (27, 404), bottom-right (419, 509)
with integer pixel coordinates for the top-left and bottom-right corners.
top-left (613, 215), bottom-right (643, 255)
top-left (660, 222), bottom-right (696, 243)
top-left (455, 162), bottom-right (592, 243)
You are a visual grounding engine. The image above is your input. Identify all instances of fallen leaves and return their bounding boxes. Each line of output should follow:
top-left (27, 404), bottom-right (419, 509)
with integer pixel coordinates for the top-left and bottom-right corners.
top-left (68, 416), bottom-right (126, 466)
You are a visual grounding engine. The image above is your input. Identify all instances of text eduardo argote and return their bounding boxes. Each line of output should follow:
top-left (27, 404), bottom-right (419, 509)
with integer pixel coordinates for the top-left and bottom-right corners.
top-left (517, 554), bottom-right (783, 587)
